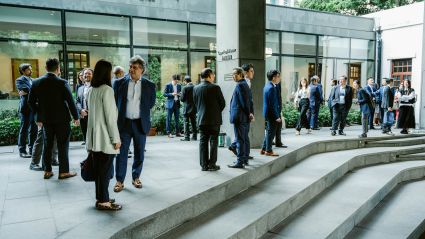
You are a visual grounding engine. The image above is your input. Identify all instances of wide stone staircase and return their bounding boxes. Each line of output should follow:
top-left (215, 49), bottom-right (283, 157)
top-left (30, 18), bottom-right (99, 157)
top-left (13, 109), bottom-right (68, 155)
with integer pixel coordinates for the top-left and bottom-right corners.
top-left (112, 134), bottom-right (425, 239)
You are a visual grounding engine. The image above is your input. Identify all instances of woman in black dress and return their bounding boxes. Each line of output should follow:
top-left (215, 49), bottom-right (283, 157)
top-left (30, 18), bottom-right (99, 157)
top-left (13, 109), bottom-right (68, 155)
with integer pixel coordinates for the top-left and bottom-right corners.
top-left (396, 79), bottom-right (416, 134)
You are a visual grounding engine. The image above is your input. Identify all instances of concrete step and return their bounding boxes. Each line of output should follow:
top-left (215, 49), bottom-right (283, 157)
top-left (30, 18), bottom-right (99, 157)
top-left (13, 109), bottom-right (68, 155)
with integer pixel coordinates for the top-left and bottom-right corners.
top-left (398, 153), bottom-right (425, 160)
top-left (265, 161), bottom-right (425, 239)
top-left (155, 144), bottom-right (425, 239)
top-left (365, 136), bottom-right (425, 147)
top-left (114, 136), bottom-right (410, 239)
top-left (346, 180), bottom-right (425, 239)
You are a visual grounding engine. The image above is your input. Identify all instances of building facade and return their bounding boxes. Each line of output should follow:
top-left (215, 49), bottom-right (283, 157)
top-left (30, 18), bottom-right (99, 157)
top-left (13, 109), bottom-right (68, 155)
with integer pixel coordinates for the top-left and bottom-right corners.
top-left (365, 2), bottom-right (425, 129)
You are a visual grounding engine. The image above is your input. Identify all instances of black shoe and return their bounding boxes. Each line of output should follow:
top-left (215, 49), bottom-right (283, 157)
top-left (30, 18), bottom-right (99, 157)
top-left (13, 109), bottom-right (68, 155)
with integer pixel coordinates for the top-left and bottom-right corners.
top-left (275, 144), bottom-right (288, 148)
top-left (400, 130), bottom-right (408, 134)
top-left (312, 127), bottom-right (321, 130)
top-left (370, 127), bottom-right (376, 130)
top-left (228, 146), bottom-right (237, 156)
top-left (243, 160), bottom-right (249, 166)
top-left (52, 160), bottom-right (59, 166)
top-left (19, 152), bottom-right (32, 158)
top-left (228, 163), bottom-right (244, 169)
top-left (208, 165), bottom-right (221, 171)
top-left (81, 142), bottom-right (86, 145)
top-left (331, 131), bottom-right (336, 136)
top-left (338, 131), bottom-right (346, 136)
top-left (29, 163), bottom-right (43, 171)
top-left (180, 138), bottom-right (190, 141)
top-left (201, 167), bottom-right (209, 171)
top-left (191, 137), bottom-right (197, 141)
top-left (359, 134), bottom-right (367, 138)
top-left (248, 156), bottom-right (254, 160)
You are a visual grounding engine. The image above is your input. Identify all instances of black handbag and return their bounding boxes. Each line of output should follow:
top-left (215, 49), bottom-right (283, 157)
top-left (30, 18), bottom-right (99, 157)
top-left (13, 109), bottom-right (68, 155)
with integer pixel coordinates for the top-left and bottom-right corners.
top-left (80, 152), bottom-right (95, 182)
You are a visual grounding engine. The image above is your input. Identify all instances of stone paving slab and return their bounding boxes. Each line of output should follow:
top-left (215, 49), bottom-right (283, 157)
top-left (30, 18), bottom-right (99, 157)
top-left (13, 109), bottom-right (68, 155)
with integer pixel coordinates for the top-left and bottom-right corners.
top-left (0, 126), bottom-right (417, 239)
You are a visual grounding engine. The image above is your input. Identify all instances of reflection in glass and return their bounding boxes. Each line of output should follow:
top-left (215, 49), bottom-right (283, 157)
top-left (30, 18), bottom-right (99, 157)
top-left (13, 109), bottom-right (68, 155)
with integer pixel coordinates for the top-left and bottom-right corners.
top-left (191, 52), bottom-right (216, 83)
top-left (351, 38), bottom-right (375, 60)
top-left (319, 36), bottom-right (349, 58)
top-left (282, 32), bottom-right (316, 56)
top-left (133, 19), bottom-right (187, 48)
top-left (281, 57), bottom-right (316, 102)
top-left (66, 12), bottom-right (130, 45)
top-left (190, 24), bottom-right (216, 50)
top-left (266, 31), bottom-right (280, 55)
top-left (0, 6), bottom-right (61, 41)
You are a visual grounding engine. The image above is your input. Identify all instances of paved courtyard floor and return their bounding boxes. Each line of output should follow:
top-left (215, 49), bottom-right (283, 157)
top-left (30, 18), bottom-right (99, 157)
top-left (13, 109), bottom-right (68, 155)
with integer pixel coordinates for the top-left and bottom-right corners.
top-left (0, 126), bottom-right (418, 239)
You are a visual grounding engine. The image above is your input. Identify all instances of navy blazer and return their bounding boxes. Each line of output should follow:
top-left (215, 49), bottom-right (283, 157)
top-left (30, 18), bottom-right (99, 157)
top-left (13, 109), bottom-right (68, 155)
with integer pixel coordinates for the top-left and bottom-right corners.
top-left (16, 75), bottom-right (33, 114)
top-left (381, 85), bottom-right (394, 109)
top-left (317, 83), bottom-right (324, 104)
top-left (163, 83), bottom-right (182, 109)
top-left (364, 84), bottom-right (377, 97)
top-left (357, 88), bottom-right (372, 114)
top-left (309, 84), bottom-right (321, 107)
top-left (28, 73), bottom-right (79, 124)
top-left (113, 75), bottom-right (156, 134)
top-left (230, 79), bottom-right (251, 124)
top-left (263, 82), bottom-right (280, 121)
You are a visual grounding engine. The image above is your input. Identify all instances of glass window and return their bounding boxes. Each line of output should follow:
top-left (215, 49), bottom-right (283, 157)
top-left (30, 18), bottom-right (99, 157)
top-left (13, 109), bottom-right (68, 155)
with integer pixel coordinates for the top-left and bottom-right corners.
top-left (190, 52), bottom-right (216, 83)
top-left (133, 19), bottom-right (187, 48)
top-left (66, 12), bottom-right (130, 45)
top-left (0, 41), bottom-right (63, 94)
top-left (135, 48), bottom-right (187, 90)
top-left (282, 32), bottom-right (316, 56)
top-left (190, 24), bottom-right (216, 50)
top-left (266, 31), bottom-right (280, 56)
top-left (281, 57), bottom-right (316, 102)
top-left (266, 55), bottom-right (280, 79)
top-left (65, 45), bottom-right (130, 90)
top-left (319, 36), bottom-right (350, 58)
top-left (0, 6), bottom-right (62, 41)
top-left (351, 38), bottom-right (375, 60)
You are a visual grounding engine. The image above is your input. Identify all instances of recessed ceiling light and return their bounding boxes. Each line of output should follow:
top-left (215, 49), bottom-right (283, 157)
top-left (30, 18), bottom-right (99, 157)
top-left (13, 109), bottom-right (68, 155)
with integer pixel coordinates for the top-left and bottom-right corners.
top-left (92, 34), bottom-right (99, 37)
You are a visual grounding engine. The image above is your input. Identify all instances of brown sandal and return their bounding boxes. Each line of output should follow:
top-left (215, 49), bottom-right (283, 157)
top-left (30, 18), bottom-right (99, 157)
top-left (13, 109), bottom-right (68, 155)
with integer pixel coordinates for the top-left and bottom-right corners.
top-left (96, 202), bottom-right (122, 211)
top-left (95, 199), bottom-right (115, 207)
top-left (114, 182), bottom-right (124, 192)
top-left (132, 178), bottom-right (143, 188)
top-left (44, 171), bottom-right (54, 179)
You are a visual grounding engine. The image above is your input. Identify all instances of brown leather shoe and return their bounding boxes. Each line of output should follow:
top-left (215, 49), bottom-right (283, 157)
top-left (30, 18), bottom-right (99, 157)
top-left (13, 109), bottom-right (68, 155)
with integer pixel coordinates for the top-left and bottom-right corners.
top-left (260, 150), bottom-right (266, 155)
top-left (58, 172), bottom-right (77, 180)
top-left (265, 151), bottom-right (279, 157)
top-left (113, 182), bottom-right (124, 193)
top-left (44, 171), bottom-right (54, 179)
top-left (132, 178), bottom-right (143, 188)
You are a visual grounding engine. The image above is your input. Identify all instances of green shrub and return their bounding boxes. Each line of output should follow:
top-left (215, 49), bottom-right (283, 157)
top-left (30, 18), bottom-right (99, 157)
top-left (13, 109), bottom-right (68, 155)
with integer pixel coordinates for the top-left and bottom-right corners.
top-left (0, 118), bottom-right (20, 146)
top-left (282, 103), bottom-right (361, 128)
top-left (0, 109), bottom-right (19, 119)
top-left (151, 91), bottom-right (184, 135)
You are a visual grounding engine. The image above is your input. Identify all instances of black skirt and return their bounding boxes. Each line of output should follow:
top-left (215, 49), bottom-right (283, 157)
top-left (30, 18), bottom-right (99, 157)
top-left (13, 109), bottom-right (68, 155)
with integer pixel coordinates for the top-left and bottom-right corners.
top-left (397, 105), bottom-right (415, 129)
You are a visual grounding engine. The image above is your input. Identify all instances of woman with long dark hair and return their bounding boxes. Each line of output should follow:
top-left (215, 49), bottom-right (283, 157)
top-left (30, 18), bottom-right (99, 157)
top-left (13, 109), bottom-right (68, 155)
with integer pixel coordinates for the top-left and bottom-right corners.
top-left (86, 59), bottom-right (122, 210)
top-left (294, 77), bottom-right (311, 135)
top-left (396, 79), bottom-right (416, 134)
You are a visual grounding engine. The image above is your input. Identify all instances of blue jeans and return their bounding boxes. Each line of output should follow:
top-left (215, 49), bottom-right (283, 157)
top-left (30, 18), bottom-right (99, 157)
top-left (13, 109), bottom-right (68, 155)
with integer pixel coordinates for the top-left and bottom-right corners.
top-left (166, 103), bottom-right (180, 134)
top-left (383, 110), bottom-right (394, 132)
top-left (115, 119), bottom-right (147, 183)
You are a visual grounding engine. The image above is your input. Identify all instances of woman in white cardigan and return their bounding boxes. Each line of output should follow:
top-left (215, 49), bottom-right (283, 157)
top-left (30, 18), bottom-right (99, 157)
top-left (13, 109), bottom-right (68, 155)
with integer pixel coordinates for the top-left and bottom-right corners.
top-left (86, 59), bottom-right (122, 210)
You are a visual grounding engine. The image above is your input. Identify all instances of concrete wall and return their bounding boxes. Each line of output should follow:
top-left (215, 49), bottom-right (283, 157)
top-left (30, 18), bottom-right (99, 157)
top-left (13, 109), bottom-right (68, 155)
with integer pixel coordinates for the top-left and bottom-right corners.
top-left (365, 2), bottom-right (425, 128)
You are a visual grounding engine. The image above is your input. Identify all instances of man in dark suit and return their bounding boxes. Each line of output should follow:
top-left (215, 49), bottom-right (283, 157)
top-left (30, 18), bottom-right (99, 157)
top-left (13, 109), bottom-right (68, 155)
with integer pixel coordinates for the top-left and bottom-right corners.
top-left (28, 58), bottom-right (80, 179)
top-left (228, 64), bottom-right (255, 159)
top-left (193, 68), bottom-right (225, 171)
top-left (312, 75), bottom-right (323, 129)
top-left (163, 74), bottom-right (182, 138)
top-left (353, 80), bottom-right (372, 138)
top-left (180, 75), bottom-right (197, 141)
top-left (16, 63), bottom-right (37, 158)
top-left (364, 77), bottom-right (378, 130)
top-left (75, 68), bottom-right (93, 145)
top-left (308, 77), bottom-right (321, 130)
top-left (261, 70), bottom-right (282, 157)
top-left (381, 78), bottom-right (394, 135)
top-left (329, 75), bottom-right (353, 136)
top-left (228, 67), bottom-right (251, 169)
top-left (113, 55), bottom-right (156, 192)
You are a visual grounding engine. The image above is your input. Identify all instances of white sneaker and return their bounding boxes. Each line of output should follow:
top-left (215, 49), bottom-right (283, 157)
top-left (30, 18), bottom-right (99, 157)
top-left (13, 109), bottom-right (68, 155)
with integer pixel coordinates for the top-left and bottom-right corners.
top-left (307, 129), bottom-right (312, 134)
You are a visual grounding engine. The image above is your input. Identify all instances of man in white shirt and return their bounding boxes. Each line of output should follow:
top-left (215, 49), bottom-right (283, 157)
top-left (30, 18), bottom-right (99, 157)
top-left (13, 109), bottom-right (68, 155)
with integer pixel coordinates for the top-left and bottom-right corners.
top-left (76, 68), bottom-right (93, 145)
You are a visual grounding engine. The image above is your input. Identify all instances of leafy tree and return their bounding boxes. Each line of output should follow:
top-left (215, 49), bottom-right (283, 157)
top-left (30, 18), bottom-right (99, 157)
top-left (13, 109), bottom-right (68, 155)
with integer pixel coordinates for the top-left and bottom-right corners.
top-left (148, 56), bottom-right (161, 89)
top-left (300, 0), bottom-right (423, 16)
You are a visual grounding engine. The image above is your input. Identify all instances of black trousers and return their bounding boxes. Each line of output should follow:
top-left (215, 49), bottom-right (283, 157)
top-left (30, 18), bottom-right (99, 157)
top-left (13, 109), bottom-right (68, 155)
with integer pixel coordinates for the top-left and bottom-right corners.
top-left (199, 125), bottom-right (219, 169)
top-left (184, 114), bottom-right (197, 139)
top-left (296, 99), bottom-right (310, 131)
top-left (275, 121), bottom-right (283, 145)
top-left (43, 122), bottom-right (71, 173)
top-left (18, 111), bottom-right (37, 154)
top-left (262, 120), bottom-right (278, 152)
top-left (93, 152), bottom-right (114, 203)
top-left (80, 116), bottom-right (88, 142)
top-left (332, 104), bottom-right (347, 131)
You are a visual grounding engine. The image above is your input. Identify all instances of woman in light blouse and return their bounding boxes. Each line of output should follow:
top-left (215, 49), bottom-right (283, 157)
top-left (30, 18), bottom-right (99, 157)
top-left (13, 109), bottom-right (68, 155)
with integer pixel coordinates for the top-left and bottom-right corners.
top-left (294, 77), bottom-right (311, 135)
top-left (86, 59), bottom-right (122, 210)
